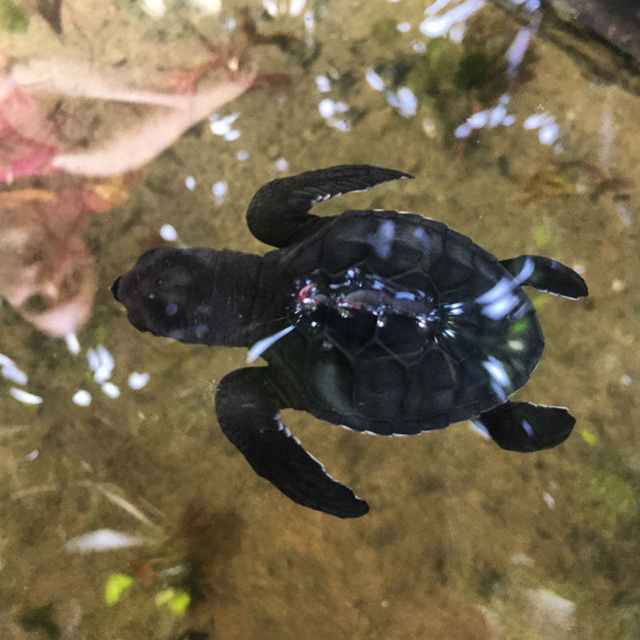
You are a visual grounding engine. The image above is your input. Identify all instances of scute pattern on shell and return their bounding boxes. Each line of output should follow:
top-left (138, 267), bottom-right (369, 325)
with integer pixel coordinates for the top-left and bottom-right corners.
top-left (266, 210), bottom-right (544, 435)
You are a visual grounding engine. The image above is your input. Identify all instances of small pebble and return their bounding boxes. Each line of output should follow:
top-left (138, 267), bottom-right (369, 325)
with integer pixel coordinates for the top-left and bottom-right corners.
top-left (365, 69), bottom-right (385, 92)
top-left (303, 10), bottom-right (314, 47)
top-left (128, 372), bottom-right (150, 390)
top-left (209, 113), bottom-right (239, 136)
top-left (65, 333), bottom-right (80, 356)
top-left (289, 0), bottom-right (306, 16)
top-left (73, 390), bottom-right (92, 406)
top-left (538, 123), bottom-right (559, 145)
top-left (396, 87), bottom-right (418, 117)
top-left (10, 388), bottom-right (43, 405)
top-left (449, 24), bottom-right (466, 43)
top-left (318, 99), bottom-right (335, 119)
top-left (101, 382), bottom-right (120, 399)
top-left (454, 122), bottom-right (472, 139)
top-left (315, 75), bottom-right (331, 92)
top-left (329, 118), bottom-right (351, 132)
top-left (542, 492), bottom-right (555, 509)
top-left (468, 111), bottom-right (489, 129)
top-left (87, 349), bottom-right (100, 372)
top-left (237, 150), bottom-right (250, 161)
top-left (25, 449), bottom-right (38, 461)
top-left (488, 105), bottom-right (506, 127)
top-left (426, 0), bottom-right (454, 14)
top-left (611, 279), bottom-right (625, 292)
top-left (185, 176), bottom-right (196, 190)
top-left (224, 129), bottom-right (241, 142)
top-left (212, 181), bottom-right (228, 205)
top-left (96, 345), bottom-right (114, 371)
top-left (524, 113), bottom-right (551, 130)
top-left (263, 0), bottom-right (278, 18)
top-left (1, 363), bottom-right (27, 385)
top-left (334, 102), bottom-right (349, 114)
top-left (160, 224), bottom-right (179, 242)
top-left (275, 158), bottom-right (289, 172)
top-left (621, 375), bottom-right (632, 386)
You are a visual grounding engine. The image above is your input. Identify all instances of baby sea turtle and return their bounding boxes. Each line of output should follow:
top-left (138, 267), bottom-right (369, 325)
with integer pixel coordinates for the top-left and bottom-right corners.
top-left (112, 165), bottom-right (587, 518)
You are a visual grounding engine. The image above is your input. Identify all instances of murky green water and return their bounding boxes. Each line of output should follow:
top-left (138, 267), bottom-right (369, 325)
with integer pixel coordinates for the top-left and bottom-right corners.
top-left (1, 1), bottom-right (639, 638)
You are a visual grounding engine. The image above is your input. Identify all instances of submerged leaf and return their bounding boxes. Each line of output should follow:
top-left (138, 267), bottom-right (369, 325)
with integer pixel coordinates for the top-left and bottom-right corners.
top-left (105, 573), bottom-right (135, 606)
top-left (155, 588), bottom-right (191, 616)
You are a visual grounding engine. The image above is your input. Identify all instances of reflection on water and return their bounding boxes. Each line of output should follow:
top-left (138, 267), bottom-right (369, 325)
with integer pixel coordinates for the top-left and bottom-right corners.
top-left (1, 0), bottom-right (639, 638)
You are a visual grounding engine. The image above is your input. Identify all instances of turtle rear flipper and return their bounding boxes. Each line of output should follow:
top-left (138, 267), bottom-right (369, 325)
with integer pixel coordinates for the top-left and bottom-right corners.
top-left (216, 368), bottom-right (369, 518)
top-left (246, 164), bottom-right (413, 247)
top-left (475, 401), bottom-right (575, 452)
top-left (500, 255), bottom-right (588, 299)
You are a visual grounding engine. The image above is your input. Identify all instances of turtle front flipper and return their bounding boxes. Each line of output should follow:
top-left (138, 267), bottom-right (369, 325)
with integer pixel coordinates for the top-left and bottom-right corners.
top-left (500, 255), bottom-right (588, 299)
top-left (246, 164), bottom-right (413, 247)
top-left (474, 401), bottom-right (575, 452)
top-left (215, 367), bottom-right (370, 518)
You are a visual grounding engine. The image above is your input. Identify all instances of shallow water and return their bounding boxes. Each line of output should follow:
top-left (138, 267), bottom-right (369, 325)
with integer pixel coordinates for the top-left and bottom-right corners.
top-left (1, 1), bottom-right (639, 639)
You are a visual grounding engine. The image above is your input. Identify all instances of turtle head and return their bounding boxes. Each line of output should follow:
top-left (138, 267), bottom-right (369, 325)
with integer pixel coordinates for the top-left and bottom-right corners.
top-left (112, 247), bottom-right (225, 345)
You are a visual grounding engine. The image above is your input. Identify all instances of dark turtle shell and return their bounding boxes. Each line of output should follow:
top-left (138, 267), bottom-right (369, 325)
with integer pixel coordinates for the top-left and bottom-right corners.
top-left (262, 209), bottom-right (544, 435)
top-left (113, 165), bottom-right (586, 518)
